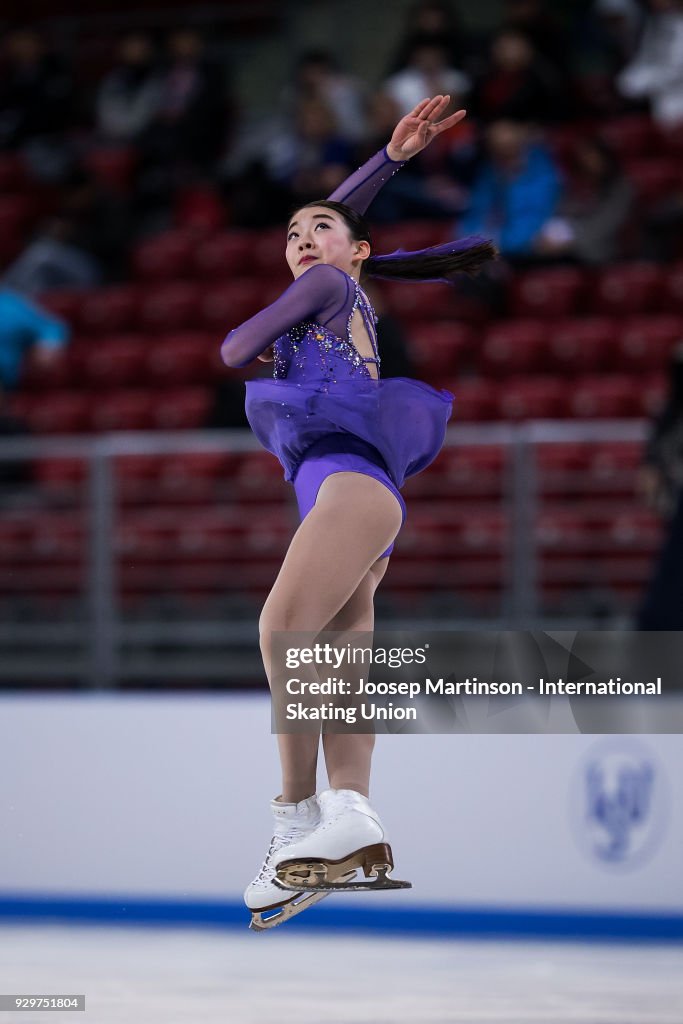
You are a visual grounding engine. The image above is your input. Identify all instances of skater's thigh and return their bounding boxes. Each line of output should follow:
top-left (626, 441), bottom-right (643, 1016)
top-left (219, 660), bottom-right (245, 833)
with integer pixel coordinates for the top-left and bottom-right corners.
top-left (260, 472), bottom-right (401, 638)
top-left (324, 556), bottom-right (389, 632)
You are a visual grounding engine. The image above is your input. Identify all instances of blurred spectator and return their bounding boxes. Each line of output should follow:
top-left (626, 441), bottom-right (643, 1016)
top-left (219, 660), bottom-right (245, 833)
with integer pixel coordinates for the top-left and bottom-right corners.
top-left (96, 32), bottom-right (163, 143)
top-left (0, 27), bottom-right (74, 180)
top-left (353, 92), bottom-right (469, 222)
top-left (133, 29), bottom-right (228, 229)
top-left (0, 288), bottom-right (69, 391)
top-left (388, 0), bottom-right (468, 74)
top-left (4, 166), bottom-right (132, 290)
top-left (265, 97), bottom-right (353, 204)
top-left (382, 38), bottom-right (470, 118)
top-left (636, 341), bottom-right (683, 627)
top-left (502, 0), bottom-right (567, 72)
top-left (458, 120), bottom-right (561, 260)
top-left (3, 217), bottom-right (101, 293)
top-left (535, 137), bottom-right (634, 264)
top-left (281, 50), bottom-right (368, 143)
top-left (617, 0), bottom-right (683, 129)
top-left (583, 0), bottom-right (644, 74)
top-left (473, 28), bottom-right (569, 123)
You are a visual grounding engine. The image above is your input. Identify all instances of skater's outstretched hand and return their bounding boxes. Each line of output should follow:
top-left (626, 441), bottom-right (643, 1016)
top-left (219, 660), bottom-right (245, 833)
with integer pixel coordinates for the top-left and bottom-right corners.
top-left (386, 96), bottom-right (466, 162)
top-left (257, 345), bottom-right (275, 362)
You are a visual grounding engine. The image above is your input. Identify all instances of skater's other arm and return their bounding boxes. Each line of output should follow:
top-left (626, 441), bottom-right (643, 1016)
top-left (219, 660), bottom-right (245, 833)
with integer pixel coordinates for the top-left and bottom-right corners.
top-left (220, 263), bottom-right (347, 368)
top-left (328, 95), bottom-right (466, 215)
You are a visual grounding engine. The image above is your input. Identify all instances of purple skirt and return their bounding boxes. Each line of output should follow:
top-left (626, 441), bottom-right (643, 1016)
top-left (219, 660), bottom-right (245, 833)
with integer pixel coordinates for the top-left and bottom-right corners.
top-left (292, 434), bottom-right (407, 559)
top-left (245, 376), bottom-right (454, 487)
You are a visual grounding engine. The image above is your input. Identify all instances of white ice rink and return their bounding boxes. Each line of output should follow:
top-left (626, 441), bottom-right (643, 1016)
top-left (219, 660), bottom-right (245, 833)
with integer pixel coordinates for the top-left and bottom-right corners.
top-left (1, 924), bottom-right (682, 1024)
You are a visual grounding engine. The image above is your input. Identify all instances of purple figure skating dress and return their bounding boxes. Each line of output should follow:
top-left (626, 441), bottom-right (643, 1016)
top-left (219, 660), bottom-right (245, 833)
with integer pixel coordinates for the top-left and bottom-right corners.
top-left (221, 147), bottom-right (455, 558)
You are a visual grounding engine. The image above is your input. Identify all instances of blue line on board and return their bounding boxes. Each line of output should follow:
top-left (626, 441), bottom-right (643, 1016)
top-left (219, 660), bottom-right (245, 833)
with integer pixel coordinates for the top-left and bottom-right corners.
top-left (0, 895), bottom-right (681, 942)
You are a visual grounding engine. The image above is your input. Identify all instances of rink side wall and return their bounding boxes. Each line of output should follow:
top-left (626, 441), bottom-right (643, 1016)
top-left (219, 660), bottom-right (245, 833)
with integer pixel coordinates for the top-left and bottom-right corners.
top-left (1, 694), bottom-right (681, 941)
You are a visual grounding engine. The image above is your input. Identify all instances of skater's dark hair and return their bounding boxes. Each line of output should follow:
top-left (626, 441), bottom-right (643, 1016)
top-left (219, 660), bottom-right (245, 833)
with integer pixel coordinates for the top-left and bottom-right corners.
top-left (289, 199), bottom-right (497, 284)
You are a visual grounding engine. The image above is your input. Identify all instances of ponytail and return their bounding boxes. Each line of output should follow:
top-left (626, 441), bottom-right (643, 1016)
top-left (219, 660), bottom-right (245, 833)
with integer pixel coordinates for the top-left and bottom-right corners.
top-left (291, 199), bottom-right (496, 285)
top-left (366, 236), bottom-right (497, 284)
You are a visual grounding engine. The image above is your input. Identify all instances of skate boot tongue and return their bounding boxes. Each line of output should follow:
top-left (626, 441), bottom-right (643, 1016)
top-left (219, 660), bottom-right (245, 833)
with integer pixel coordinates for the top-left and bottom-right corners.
top-left (271, 795), bottom-right (320, 838)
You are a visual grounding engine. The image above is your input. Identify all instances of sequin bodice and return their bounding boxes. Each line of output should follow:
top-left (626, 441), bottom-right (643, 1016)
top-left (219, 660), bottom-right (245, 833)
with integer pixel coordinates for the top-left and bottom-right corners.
top-left (272, 275), bottom-right (380, 390)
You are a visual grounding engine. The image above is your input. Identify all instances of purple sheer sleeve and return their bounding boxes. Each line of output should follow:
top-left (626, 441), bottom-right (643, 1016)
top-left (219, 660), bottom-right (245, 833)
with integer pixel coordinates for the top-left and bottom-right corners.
top-left (327, 146), bottom-right (407, 215)
top-left (220, 263), bottom-right (347, 368)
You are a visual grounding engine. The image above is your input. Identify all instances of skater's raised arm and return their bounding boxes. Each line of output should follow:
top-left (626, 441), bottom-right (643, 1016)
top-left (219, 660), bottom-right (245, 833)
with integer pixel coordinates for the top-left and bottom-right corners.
top-left (328, 95), bottom-right (466, 214)
top-left (221, 263), bottom-right (347, 368)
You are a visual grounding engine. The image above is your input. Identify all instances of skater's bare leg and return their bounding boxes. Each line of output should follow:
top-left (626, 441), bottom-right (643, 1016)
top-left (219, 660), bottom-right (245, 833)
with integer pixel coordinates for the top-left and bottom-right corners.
top-left (259, 472), bottom-right (401, 804)
top-left (320, 558), bottom-right (389, 796)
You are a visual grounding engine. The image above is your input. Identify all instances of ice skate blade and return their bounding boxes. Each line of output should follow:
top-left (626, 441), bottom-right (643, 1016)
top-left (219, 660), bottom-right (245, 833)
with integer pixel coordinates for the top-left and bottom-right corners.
top-left (275, 843), bottom-right (413, 892)
top-left (248, 889), bottom-right (330, 931)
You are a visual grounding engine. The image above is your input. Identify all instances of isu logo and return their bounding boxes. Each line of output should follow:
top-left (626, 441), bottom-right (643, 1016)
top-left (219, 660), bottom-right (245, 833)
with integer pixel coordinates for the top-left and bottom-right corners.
top-left (571, 739), bottom-right (668, 871)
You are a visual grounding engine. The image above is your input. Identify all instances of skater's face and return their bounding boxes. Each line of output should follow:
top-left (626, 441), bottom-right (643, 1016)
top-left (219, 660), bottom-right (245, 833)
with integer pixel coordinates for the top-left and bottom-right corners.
top-left (286, 206), bottom-right (370, 280)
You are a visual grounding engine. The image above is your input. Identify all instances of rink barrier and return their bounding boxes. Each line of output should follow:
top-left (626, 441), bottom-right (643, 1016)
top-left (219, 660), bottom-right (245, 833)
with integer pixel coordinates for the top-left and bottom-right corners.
top-left (0, 895), bottom-right (681, 942)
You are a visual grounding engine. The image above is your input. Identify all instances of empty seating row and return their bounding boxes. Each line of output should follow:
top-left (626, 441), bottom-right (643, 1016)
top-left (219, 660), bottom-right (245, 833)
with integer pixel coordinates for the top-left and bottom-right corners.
top-left (35, 263), bottom-right (683, 337)
top-left (17, 313), bottom-right (682, 395)
top-left (9, 374), bottom-right (665, 432)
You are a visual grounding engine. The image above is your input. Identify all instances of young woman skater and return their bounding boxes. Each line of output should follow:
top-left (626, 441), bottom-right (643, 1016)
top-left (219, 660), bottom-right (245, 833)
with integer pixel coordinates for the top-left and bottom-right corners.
top-left (221, 95), bottom-right (495, 930)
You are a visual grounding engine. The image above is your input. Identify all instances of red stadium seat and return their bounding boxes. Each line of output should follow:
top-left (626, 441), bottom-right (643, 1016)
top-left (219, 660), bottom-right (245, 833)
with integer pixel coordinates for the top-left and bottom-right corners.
top-left (616, 316), bottom-right (683, 372)
top-left (193, 232), bottom-right (254, 278)
top-left (479, 320), bottom-right (548, 376)
top-left (34, 457), bottom-right (87, 492)
top-left (625, 158), bottom-right (680, 205)
top-left (444, 378), bottom-right (499, 421)
top-left (408, 321), bottom-right (474, 375)
top-left (175, 185), bottom-right (225, 232)
top-left (592, 264), bottom-right (662, 315)
top-left (536, 443), bottom-right (589, 497)
top-left (20, 346), bottom-right (72, 390)
top-left (600, 115), bottom-right (659, 159)
top-left (83, 146), bottom-right (136, 191)
top-left (114, 455), bottom-right (163, 503)
top-left (146, 333), bottom-right (215, 385)
top-left (548, 317), bottom-right (617, 374)
top-left (139, 281), bottom-right (200, 333)
top-left (132, 231), bottom-right (194, 281)
top-left (498, 376), bottom-right (568, 419)
top-left (233, 451), bottom-right (288, 501)
top-left (198, 280), bottom-right (264, 332)
top-left (372, 221), bottom-right (449, 253)
top-left (79, 336), bottom-right (147, 388)
top-left (9, 391), bottom-right (90, 433)
top-left (152, 388), bottom-right (212, 429)
top-left (509, 267), bottom-right (586, 318)
top-left (662, 264), bottom-right (683, 312)
top-left (380, 281), bottom-right (459, 321)
top-left (157, 453), bottom-right (236, 502)
top-left (639, 372), bottom-right (668, 417)
top-left (90, 390), bottom-right (155, 431)
top-left (251, 227), bottom-right (288, 273)
top-left (36, 289), bottom-right (87, 327)
top-left (80, 286), bottom-right (140, 334)
top-left (0, 153), bottom-right (25, 190)
top-left (569, 376), bottom-right (639, 418)
top-left (584, 442), bottom-right (641, 497)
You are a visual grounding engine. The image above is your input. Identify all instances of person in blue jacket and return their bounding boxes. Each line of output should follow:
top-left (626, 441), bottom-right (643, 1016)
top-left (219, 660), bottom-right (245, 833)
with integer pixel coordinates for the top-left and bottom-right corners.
top-left (458, 119), bottom-right (561, 258)
top-left (0, 288), bottom-right (70, 390)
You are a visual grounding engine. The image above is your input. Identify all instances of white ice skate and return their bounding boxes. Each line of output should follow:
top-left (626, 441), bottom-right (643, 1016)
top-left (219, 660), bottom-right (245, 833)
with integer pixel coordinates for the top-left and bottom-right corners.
top-left (273, 788), bottom-right (412, 894)
top-left (245, 794), bottom-right (355, 931)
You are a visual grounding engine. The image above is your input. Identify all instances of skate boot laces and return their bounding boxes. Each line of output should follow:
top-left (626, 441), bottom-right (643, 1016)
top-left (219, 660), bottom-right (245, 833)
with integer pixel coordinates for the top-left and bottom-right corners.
top-left (252, 822), bottom-right (317, 889)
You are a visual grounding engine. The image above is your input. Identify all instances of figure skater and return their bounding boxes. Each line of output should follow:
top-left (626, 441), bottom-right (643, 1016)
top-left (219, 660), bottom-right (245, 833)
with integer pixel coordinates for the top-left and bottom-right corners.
top-left (220, 95), bottom-right (495, 930)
